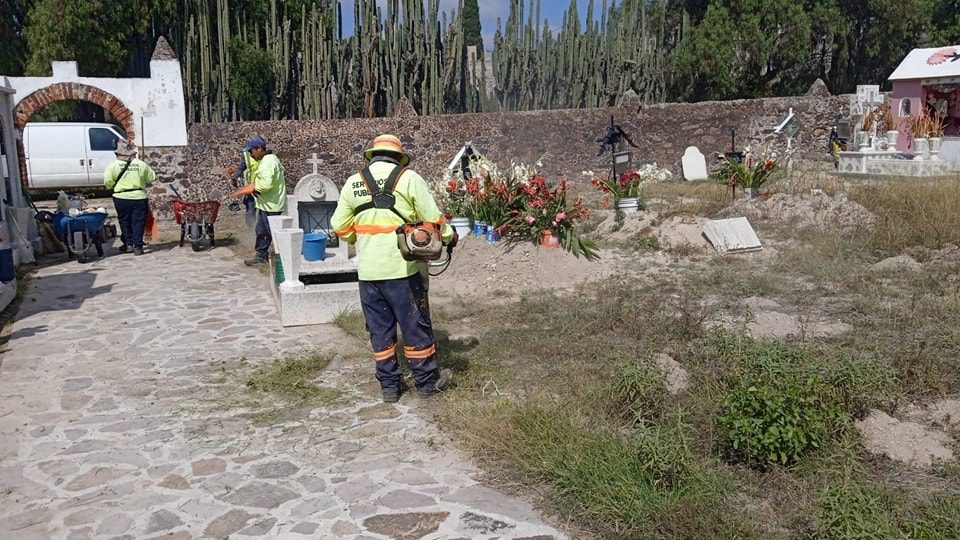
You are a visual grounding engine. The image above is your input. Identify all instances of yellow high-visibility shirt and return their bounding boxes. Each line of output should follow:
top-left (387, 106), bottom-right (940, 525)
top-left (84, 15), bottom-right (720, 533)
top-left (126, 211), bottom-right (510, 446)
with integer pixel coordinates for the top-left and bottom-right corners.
top-left (252, 153), bottom-right (287, 212)
top-left (103, 159), bottom-right (155, 200)
top-left (331, 161), bottom-right (453, 281)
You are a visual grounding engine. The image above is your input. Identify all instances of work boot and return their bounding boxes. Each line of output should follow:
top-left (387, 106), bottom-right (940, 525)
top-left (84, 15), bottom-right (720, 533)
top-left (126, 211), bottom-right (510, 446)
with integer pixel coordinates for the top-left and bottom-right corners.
top-left (244, 256), bottom-right (267, 266)
top-left (117, 244), bottom-right (129, 253)
top-left (382, 389), bottom-right (400, 403)
top-left (418, 369), bottom-right (454, 398)
top-left (133, 247), bottom-right (144, 256)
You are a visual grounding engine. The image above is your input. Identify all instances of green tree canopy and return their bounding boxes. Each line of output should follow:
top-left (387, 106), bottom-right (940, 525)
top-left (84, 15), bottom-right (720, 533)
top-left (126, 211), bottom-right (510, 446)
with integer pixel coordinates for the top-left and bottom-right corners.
top-left (462, 0), bottom-right (483, 49)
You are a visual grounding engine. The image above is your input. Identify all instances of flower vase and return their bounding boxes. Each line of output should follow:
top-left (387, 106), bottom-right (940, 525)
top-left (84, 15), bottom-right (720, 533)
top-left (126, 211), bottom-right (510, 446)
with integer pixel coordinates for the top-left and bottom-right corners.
top-left (450, 217), bottom-right (471, 238)
top-left (885, 130), bottom-right (899, 152)
top-left (858, 131), bottom-right (871, 152)
top-left (743, 187), bottom-right (760, 199)
top-left (615, 197), bottom-right (640, 214)
top-left (539, 230), bottom-right (560, 249)
top-left (913, 138), bottom-right (928, 161)
top-left (929, 138), bottom-right (942, 161)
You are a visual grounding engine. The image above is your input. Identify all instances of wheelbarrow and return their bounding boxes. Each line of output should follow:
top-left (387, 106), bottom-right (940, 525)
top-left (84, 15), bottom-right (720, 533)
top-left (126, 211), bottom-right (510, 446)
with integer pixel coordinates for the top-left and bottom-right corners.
top-left (171, 188), bottom-right (221, 251)
top-left (41, 210), bottom-right (109, 263)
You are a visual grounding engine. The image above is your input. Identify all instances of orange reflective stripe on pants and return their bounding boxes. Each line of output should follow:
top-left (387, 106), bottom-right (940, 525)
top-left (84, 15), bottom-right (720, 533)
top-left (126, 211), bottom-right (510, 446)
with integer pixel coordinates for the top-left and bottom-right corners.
top-left (373, 344), bottom-right (397, 361)
top-left (404, 344), bottom-right (436, 360)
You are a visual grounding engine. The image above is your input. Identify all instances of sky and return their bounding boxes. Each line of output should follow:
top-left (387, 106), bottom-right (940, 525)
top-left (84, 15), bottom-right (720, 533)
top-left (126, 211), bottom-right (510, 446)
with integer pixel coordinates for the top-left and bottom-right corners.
top-left (338, 1), bottom-right (612, 49)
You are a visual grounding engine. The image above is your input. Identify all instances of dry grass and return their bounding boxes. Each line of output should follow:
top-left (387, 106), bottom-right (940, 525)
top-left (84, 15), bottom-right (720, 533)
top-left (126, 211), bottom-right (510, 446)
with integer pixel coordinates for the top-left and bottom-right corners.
top-left (427, 175), bottom-right (960, 538)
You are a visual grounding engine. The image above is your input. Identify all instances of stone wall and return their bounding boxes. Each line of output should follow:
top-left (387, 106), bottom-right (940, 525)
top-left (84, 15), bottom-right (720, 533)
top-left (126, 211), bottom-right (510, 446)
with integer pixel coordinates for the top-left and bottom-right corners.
top-left (151, 94), bottom-right (849, 200)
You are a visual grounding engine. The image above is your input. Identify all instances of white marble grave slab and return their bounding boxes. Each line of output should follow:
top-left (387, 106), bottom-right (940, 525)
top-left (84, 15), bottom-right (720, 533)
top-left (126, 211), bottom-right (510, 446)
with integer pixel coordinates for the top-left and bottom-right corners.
top-left (703, 217), bottom-right (762, 255)
top-left (681, 146), bottom-right (708, 181)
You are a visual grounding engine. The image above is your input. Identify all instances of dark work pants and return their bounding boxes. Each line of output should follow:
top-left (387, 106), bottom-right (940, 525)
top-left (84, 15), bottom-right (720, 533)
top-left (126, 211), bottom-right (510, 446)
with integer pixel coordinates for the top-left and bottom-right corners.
top-left (359, 273), bottom-right (440, 393)
top-left (113, 197), bottom-right (148, 249)
top-left (243, 195), bottom-right (256, 229)
top-left (254, 210), bottom-right (282, 260)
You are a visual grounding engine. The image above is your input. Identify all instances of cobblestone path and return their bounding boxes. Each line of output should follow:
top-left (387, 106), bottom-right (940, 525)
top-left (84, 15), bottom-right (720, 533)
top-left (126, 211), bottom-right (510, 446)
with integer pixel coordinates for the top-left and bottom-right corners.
top-left (0, 244), bottom-right (562, 539)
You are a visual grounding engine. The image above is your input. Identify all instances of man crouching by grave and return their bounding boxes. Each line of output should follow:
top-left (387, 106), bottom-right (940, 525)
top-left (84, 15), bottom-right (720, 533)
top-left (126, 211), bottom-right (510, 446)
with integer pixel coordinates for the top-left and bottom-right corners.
top-left (104, 140), bottom-right (156, 256)
top-left (243, 136), bottom-right (287, 266)
top-left (331, 134), bottom-right (458, 403)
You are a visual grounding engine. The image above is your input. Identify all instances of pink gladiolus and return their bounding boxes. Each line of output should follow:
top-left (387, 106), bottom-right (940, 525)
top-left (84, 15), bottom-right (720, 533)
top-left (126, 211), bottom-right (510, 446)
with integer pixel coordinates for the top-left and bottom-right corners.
top-left (524, 215), bottom-right (535, 224)
top-left (555, 212), bottom-right (566, 222)
top-left (552, 221), bottom-right (558, 227)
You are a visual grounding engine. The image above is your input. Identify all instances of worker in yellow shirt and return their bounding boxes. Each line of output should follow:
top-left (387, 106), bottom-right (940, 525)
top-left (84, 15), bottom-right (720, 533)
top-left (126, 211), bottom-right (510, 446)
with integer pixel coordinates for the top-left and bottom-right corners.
top-left (103, 140), bottom-right (156, 256)
top-left (243, 136), bottom-right (287, 266)
top-left (331, 134), bottom-right (458, 403)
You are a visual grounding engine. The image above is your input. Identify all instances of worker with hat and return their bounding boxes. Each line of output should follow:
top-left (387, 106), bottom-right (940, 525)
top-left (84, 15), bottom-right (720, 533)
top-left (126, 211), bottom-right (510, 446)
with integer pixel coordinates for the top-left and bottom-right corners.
top-left (331, 134), bottom-right (458, 403)
top-left (103, 139), bottom-right (156, 256)
top-left (225, 137), bottom-right (262, 229)
top-left (243, 136), bottom-right (287, 266)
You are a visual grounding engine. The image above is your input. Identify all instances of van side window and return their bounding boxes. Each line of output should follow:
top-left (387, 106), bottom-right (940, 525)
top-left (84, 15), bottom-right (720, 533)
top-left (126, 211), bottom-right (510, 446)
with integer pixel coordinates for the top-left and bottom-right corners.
top-left (89, 128), bottom-right (120, 151)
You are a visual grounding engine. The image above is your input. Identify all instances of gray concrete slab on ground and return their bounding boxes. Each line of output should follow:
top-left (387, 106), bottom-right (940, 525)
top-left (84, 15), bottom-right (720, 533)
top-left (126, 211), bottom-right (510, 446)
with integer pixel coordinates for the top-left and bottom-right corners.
top-left (0, 241), bottom-right (563, 539)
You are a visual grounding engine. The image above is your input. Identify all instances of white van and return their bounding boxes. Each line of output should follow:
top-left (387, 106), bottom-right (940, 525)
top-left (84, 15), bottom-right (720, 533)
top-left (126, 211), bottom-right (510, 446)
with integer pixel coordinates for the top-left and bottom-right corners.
top-left (22, 122), bottom-right (127, 189)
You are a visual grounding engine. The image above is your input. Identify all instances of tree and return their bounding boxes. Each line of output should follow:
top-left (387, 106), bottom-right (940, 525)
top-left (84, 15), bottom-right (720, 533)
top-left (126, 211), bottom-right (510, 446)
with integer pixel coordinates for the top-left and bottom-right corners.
top-left (24, 0), bottom-right (173, 77)
top-left (462, 0), bottom-right (483, 49)
top-left (228, 36), bottom-right (273, 119)
top-left (670, 4), bottom-right (741, 101)
top-left (0, 0), bottom-right (32, 75)
top-left (928, 0), bottom-right (960, 45)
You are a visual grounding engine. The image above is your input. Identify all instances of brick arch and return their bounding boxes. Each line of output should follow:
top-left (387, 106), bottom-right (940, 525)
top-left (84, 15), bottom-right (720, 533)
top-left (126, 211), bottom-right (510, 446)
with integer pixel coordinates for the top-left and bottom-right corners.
top-left (13, 82), bottom-right (135, 188)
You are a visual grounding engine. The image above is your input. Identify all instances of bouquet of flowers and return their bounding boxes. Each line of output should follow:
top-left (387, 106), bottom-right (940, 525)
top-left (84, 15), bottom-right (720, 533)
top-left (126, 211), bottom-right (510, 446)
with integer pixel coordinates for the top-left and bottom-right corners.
top-left (498, 175), bottom-right (599, 260)
top-left (590, 163), bottom-right (667, 202)
top-left (717, 146), bottom-right (778, 191)
top-left (442, 176), bottom-right (470, 217)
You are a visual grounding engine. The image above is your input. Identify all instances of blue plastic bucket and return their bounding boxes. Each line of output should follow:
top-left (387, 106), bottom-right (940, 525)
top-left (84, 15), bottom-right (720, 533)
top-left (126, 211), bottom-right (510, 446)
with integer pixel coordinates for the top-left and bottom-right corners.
top-left (302, 232), bottom-right (328, 261)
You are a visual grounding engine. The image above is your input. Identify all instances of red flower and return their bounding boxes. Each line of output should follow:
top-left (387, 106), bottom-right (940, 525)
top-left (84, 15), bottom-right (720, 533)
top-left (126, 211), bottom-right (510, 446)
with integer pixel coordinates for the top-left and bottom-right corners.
top-left (447, 180), bottom-right (458, 192)
top-left (762, 160), bottom-right (774, 170)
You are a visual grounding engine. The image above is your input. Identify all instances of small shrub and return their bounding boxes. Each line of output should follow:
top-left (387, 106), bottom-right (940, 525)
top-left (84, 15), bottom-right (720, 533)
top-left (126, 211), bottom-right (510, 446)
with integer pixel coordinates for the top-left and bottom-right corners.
top-left (609, 355), bottom-right (668, 422)
top-left (624, 233), bottom-right (661, 252)
top-left (719, 377), bottom-right (837, 465)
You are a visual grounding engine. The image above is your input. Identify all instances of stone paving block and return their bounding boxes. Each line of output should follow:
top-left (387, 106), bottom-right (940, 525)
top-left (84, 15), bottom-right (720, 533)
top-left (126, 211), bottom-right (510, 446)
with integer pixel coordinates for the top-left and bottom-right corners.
top-left (384, 468), bottom-right (437, 486)
top-left (251, 460), bottom-right (299, 478)
top-left (63, 467), bottom-right (133, 491)
top-left (190, 458), bottom-right (226, 476)
top-left (291, 522), bottom-right (320, 535)
top-left (157, 474), bottom-right (190, 490)
top-left (222, 482), bottom-right (299, 509)
top-left (144, 509), bottom-right (183, 534)
top-left (237, 517), bottom-right (277, 536)
top-left (96, 513), bottom-right (134, 536)
top-left (460, 511), bottom-right (514, 534)
top-left (203, 509), bottom-right (256, 538)
top-left (375, 489), bottom-right (438, 510)
top-left (362, 512), bottom-right (449, 540)
top-left (334, 476), bottom-right (381, 503)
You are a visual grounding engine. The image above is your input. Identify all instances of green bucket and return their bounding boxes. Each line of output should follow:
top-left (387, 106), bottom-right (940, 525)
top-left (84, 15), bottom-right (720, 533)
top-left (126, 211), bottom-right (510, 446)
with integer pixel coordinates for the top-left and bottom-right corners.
top-left (274, 255), bottom-right (284, 284)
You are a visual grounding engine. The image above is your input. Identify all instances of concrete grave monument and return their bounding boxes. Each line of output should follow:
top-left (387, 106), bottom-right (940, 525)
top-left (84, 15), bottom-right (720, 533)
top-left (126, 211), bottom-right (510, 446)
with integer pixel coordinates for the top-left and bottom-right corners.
top-left (681, 146), bottom-right (708, 181)
top-left (268, 155), bottom-right (360, 326)
top-left (703, 217), bottom-right (762, 255)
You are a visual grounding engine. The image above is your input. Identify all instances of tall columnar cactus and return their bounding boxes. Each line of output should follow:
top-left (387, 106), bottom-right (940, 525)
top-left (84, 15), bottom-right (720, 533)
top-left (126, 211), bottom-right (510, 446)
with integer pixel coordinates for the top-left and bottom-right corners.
top-left (168, 0), bottom-right (672, 122)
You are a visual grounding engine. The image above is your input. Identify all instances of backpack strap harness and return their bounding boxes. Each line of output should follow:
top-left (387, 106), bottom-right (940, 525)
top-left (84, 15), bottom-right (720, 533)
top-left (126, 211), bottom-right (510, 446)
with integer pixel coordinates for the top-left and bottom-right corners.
top-left (354, 165), bottom-right (409, 223)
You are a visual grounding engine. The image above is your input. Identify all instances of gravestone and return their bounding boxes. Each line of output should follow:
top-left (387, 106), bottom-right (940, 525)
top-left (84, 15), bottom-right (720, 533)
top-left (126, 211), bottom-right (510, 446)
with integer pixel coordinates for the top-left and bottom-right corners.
top-left (702, 217), bottom-right (762, 255)
top-left (289, 154), bottom-right (350, 268)
top-left (681, 146), bottom-right (708, 181)
top-left (267, 155), bottom-right (360, 326)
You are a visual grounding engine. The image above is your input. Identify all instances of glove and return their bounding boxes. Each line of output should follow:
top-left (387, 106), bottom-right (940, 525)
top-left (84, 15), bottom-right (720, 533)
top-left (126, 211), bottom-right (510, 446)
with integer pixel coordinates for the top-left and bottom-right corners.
top-left (226, 165), bottom-right (237, 177)
top-left (446, 230), bottom-right (459, 249)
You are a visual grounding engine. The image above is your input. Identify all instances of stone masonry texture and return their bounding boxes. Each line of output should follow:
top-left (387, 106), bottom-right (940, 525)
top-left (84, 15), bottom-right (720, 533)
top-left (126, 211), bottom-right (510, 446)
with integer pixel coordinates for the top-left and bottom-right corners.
top-left (144, 95), bottom-right (849, 202)
top-left (0, 242), bottom-right (563, 539)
